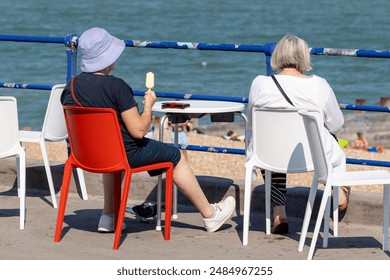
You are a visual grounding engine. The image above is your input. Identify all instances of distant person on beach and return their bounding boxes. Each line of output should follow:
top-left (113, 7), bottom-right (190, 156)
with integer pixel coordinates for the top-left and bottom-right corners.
top-left (352, 132), bottom-right (384, 152)
top-left (247, 34), bottom-right (350, 234)
top-left (353, 132), bottom-right (368, 149)
top-left (222, 130), bottom-right (245, 141)
top-left (61, 27), bottom-right (235, 234)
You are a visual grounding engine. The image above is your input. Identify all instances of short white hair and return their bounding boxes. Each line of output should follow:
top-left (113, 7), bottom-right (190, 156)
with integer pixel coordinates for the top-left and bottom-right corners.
top-left (271, 35), bottom-right (312, 72)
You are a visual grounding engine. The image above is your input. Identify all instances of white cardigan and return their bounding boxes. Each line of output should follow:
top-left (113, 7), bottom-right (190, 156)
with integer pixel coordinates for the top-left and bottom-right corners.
top-left (247, 74), bottom-right (346, 172)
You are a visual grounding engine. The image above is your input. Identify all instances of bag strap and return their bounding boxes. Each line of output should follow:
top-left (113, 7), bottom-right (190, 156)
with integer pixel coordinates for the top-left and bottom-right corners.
top-left (70, 75), bottom-right (83, 107)
top-left (271, 75), bottom-right (295, 107)
top-left (271, 75), bottom-right (338, 142)
top-left (70, 75), bottom-right (125, 129)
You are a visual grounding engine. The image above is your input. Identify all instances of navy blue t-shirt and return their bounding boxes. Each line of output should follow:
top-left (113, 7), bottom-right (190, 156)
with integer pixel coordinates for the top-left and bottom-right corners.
top-left (61, 72), bottom-right (181, 173)
top-left (61, 72), bottom-right (139, 150)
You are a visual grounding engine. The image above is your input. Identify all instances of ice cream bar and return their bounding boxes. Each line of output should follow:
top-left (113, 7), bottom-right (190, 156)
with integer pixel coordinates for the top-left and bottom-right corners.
top-left (145, 72), bottom-right (154, 89)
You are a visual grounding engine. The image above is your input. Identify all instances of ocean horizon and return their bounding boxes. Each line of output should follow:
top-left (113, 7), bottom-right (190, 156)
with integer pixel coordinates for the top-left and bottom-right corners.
top-left (0, 0), bottom-right (389, 130)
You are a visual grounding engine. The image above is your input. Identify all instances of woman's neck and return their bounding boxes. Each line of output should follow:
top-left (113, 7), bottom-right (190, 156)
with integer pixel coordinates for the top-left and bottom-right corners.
top-left (93, 70), bottom-right (108, 76)
top-left (93, 65), bottom-right (113, 76)
top-left (279, 68), bottom-right (307, 78)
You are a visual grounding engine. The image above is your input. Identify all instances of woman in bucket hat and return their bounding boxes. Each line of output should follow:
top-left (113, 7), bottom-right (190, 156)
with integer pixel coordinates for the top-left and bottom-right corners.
top-left (61, 27), bottom-right (235, 233)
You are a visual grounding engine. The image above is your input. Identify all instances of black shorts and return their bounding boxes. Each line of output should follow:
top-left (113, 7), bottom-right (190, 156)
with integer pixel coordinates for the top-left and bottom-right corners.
top-left (126, 138), bottom-right (181, 177)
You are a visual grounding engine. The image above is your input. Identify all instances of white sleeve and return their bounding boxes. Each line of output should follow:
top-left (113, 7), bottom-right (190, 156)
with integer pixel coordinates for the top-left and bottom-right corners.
top-left (246, 78), bottom-right (257, 139)
top-left (323, 84), bottom-right (344, 133)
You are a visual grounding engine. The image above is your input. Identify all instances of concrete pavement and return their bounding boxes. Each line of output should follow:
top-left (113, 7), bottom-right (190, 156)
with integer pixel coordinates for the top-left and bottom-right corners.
top-left (0, 158), bottom-right (389, 260)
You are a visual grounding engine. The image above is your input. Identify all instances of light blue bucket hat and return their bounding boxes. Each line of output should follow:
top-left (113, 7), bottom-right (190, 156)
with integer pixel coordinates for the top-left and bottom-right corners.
top-left (79, 27), bottom-right (125, 73)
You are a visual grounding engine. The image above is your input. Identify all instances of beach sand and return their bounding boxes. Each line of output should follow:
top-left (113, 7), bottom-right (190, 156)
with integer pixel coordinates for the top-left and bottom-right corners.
top-left (21, 125), bottom-right (389, 194)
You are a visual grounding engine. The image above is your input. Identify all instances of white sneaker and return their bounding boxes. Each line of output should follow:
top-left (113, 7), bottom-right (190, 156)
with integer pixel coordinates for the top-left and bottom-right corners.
top-left (97, 214), bottom-right (126, 233)
top-left (203, 196), bottom-right (236, 232)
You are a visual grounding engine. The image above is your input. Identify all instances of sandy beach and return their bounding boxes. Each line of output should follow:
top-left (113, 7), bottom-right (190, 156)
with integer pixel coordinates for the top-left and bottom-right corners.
top-left (21, 122), bottom-right (389, 194)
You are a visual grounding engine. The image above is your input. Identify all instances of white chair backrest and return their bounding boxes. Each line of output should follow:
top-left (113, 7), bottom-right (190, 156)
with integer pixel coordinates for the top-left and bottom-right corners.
top-left (41, 84), bottom-right (67, 141)
top-left (0, 96), bottom-right (20, 156)
top-left (251, 107), bottom-right (316, 173)
top-left (299, 110), bottom-right (330, 184)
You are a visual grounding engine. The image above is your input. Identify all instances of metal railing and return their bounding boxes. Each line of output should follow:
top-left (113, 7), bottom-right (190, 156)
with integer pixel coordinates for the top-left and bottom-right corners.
top-left (1, 33), bottom-right (389, 168)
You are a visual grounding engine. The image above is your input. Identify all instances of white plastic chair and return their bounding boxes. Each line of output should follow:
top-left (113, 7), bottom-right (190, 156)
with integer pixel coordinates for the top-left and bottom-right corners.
top-left (299, 109), bottom-right (390, 260)
top-left (19, 84), bottom-right (88, 208)
top-left (243, 107), bottom-right (339, 246)
top-left (0, 96), bottom-right (26, 229)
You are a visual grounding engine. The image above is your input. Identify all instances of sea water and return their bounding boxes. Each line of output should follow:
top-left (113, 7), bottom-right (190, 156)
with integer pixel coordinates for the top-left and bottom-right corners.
top-left (0, 0), bottom-right (389, 129)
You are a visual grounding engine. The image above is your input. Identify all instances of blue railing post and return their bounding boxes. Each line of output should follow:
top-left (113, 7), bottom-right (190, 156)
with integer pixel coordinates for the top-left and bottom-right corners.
top-left (65, 34), bottom-right (78, 82)
top-left (265, 55), bottom-right (272, 76)
top-left (264, 42), bottom-right (276, 76)
top-left (64, 34), bottom-right (78, 156)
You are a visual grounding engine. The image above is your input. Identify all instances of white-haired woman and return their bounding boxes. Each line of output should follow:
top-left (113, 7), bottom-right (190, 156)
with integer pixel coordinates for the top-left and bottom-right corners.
top-left (247, 35), bottom-right (350, 234)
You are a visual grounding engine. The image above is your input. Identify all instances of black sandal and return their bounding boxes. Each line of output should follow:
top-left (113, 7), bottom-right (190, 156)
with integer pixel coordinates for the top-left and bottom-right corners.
top-left (271, 222), bottom-right (289, 235)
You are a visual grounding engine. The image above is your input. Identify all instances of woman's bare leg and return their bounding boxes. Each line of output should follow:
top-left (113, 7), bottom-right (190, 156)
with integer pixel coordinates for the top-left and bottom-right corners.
top-left (173, 153), bottom-right (214, 218)
top-left (338, 186), bottom-right (351, 211)
top-left (102, 173), bottom-right (115, 214)
top-left (102, 153), bottom-right (216, 219)
top-left (273, 205), bottom-right (287, 224)
top-left (99, 153), bottom-right (234, 233)
top-left (272, 205), bottom-right (288, 234)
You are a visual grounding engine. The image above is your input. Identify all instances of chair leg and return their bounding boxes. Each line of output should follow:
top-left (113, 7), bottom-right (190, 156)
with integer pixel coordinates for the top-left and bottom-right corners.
top-left (17, 153), bottom-right (26, 230)
top-left (383, 184), bottom-right (390, 251)
top-left (54, 163), bottom-right (73, 242)
top-left (164, 166), bottom-right (174, 240)
top-left (322, 193), bottom-right (332, 248)
top-left (16, 148), bottom-right (24, 198)
top-left (16, 156), bottom-right (20, 198)
top-left (243, 166), bottom-right (254, 246)
top-left (156, 115), bottom-right (168, 232)
top-left (332, 186), bottom-right (339, 237)
top-left (113, 172), bottom-right (122, 221)
top-left (113, 172), bottom-right (131, 250)
top-left (156, 174), bottom-right (163, 231)
top-left (76, 168), bottom-right (88, 200)
top-left (40, 140), bottom-right (58, 208)
top-left (298, 178), bottom-right (318, 252)
top-left (307, 182), bottom-right (332, 260)
top-left (265, 170), bottom-right (272, 235)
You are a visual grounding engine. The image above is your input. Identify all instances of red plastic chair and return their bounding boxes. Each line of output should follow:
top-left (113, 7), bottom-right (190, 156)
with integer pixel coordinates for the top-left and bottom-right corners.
top-left (54, 106), bottom-right (173, 249)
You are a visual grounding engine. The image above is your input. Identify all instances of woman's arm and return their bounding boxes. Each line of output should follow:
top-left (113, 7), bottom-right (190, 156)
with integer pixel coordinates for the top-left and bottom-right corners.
top-left (121, 90), bottom-right (156, 139)
top-left (324, 87), bottom-right (344, 133)
top-left (121, 107), bottom-right (152, 139)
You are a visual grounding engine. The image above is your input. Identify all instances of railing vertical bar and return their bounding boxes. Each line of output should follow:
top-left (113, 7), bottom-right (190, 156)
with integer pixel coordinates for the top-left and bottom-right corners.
top-left (65, 34), bottom-right (78, 82)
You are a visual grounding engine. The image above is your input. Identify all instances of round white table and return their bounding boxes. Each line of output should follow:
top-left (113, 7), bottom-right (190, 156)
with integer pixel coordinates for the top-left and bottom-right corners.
top-left (152, 100), bottom-right (245, 115)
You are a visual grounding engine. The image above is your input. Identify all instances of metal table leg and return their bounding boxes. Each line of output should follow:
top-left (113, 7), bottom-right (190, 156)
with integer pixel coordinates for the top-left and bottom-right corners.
top-left (156, 114), bottom-right (168, 231)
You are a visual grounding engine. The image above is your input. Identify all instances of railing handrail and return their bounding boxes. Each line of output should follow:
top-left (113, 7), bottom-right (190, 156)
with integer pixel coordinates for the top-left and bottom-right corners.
top-left (1, 82), bottom-right (389, 113)
top-left (0, 34), bottom-right (65, 44)
top-left (1, 34), bottom-right (390, 58)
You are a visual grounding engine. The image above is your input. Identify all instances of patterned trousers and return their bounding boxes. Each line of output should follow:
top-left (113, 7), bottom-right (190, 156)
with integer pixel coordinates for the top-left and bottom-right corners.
top-left (260, 170), bottom-right (287, 207)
